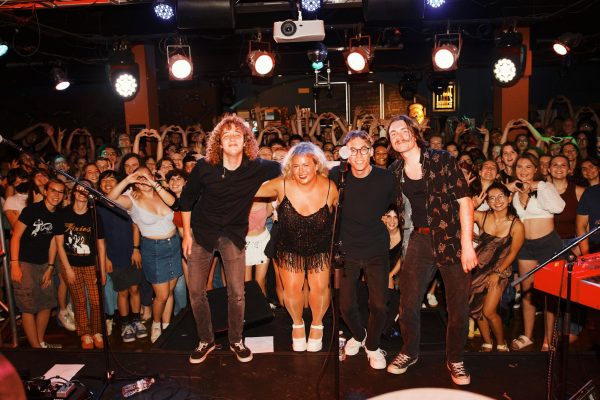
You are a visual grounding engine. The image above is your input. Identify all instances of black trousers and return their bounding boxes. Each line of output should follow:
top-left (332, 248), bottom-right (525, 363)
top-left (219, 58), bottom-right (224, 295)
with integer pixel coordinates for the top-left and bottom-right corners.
top-left (339, 255), bottom-right (389, 351)
top-left (398, 231), bottom-right (471, 363)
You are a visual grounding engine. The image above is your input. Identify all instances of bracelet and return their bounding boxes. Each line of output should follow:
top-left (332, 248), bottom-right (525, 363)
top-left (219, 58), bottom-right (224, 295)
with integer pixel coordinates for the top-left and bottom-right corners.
top-left (10, 259), bottom-right (18, 262)
top-left (47, 264), bottom-right (55, 269)
top-left (133, 245), bottom-right (140, 249)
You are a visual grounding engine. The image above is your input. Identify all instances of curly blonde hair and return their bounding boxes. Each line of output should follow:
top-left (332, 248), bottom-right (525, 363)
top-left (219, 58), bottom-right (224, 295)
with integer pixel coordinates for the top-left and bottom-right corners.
top-left (281, 142), bottom-right (329, 180)
top-left (205, 115), bottom-right (258, 165)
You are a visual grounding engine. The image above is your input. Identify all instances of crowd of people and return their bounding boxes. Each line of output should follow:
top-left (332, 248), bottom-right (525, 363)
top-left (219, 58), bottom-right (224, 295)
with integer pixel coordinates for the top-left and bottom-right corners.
top-left (2, 99), bottom-right (600, 385)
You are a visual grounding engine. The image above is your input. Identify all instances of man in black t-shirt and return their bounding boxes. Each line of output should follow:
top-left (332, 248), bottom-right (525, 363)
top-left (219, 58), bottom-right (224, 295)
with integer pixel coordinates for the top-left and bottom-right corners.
top-left (330, 130), bottom-right (396, 370)
top-left (179, 115), bottom-right (280, 364)
top-left (10, 179), bottom-right (65, 348)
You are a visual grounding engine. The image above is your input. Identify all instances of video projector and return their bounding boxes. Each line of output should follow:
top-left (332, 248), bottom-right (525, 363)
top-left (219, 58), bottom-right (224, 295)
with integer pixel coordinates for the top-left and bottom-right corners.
top-left (273, 19), bottom-right (325, 43)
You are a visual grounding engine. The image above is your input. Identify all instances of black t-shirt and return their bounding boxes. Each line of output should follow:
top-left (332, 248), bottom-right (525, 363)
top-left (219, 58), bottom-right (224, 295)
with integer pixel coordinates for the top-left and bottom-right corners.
top-left (403, 175), bottom-right (427, 228)
top-left (57, 207), bottom-right (105, 267)
top-left (179, 157), bottom-right (281, 251)
top-left (18, 201), bottom-right (62, 264)
top-left (330, 165), bottom-right (397, 259)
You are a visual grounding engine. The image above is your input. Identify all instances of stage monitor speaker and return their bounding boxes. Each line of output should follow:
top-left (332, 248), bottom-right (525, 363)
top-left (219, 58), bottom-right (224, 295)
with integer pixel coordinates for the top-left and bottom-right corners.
top-left (363, 0), bottom-right (422, 23)
top-left (208, 280), bottom-right (272, 332)
top-left (177, 0), bottom-right (235, 30)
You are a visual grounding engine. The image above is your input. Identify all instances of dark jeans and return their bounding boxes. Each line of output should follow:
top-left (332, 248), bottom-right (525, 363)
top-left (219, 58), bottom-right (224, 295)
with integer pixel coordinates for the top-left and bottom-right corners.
top-left (398, 232), bottom-right (471, 363)
top-left (339, 255), bottom-right (389, 351)
top-left (187, 236), bottom-right (246, 344)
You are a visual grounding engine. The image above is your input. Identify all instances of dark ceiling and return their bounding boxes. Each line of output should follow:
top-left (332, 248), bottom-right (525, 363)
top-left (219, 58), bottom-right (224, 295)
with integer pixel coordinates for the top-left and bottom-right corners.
top-left (0, 0), bottom-right (599, 89)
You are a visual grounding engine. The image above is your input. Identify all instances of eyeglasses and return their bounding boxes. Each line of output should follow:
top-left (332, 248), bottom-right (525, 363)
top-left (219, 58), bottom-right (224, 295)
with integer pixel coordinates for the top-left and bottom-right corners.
top-left (487, 194), bottom-right (506, 202)
top-left (103, 151), bottom-right (117, 157)
top-left (349, 146), bottom-right (371, 156)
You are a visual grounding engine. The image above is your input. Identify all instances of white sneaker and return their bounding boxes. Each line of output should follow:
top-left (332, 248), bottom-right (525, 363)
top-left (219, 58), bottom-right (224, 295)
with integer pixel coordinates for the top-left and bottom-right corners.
top-left (150, 322), bottom-right (161, 343)
top-left (427, 293), bottom-right (438, 307)
top-left (58, 309), bottom-right (76, 331)
top-left (366, 348), bottom-right (387, 370)
top-left (345, 332), bottom-right (366, 356)
top-left (106, 318), bottom-right (113, 336)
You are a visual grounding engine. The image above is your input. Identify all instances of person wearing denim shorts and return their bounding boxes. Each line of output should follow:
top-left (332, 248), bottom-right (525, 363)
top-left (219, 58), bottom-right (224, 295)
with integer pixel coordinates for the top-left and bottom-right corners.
top-left (10, 179), bottom-right (65, 348)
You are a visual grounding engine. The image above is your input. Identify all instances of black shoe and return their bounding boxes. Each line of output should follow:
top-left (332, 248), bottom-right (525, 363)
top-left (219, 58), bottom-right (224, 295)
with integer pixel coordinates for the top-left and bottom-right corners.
top-left (230, 340), bottom-right (253, 362)
top-left (386, 353), bottom-right (418, 375)
top-left (447, 361), bottom-right (471, 385)
top-left (189, 341), bottom-right (216, 364)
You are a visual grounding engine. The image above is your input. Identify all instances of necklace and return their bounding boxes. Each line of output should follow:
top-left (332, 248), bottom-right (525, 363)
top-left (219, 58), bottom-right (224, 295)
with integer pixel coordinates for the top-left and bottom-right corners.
top-left (221, 166), bottom-right (226, 179)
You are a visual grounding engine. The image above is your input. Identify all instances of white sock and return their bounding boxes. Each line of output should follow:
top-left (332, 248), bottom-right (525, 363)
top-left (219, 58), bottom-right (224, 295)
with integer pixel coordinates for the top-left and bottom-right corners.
top-left (162, 323), bottom-right (170, 329)
top-left (151, 321), bottom-right (161, 330)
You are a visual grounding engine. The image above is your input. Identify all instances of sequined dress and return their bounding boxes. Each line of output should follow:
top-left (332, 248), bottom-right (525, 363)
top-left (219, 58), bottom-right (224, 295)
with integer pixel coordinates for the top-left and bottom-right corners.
top-left (275, 180), bottom-right (333, 273)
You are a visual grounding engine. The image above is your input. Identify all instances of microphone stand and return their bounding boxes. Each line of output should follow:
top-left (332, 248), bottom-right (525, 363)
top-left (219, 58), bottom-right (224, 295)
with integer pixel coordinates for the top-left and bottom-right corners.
top-left (329, 158), bottom-right (348, 400)
top-left (0, 134), bottom-right (130, 397)
top-left (512, 223), bottom-right (600, 400)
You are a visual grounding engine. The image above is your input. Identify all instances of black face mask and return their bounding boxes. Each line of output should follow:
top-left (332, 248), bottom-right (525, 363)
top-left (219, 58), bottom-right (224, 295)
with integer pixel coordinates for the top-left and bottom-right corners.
top-left (15, 182), bottom-right (30, 194)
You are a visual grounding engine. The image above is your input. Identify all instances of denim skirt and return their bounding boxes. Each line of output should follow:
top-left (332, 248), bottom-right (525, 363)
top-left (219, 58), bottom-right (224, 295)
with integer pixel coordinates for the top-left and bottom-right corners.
top-left (140, 234), bottom-right (183, 284)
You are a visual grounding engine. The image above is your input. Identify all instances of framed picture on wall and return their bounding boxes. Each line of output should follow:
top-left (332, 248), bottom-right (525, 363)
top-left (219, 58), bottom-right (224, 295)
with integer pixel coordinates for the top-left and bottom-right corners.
top-left (432, 81), bottom-right (457, 112)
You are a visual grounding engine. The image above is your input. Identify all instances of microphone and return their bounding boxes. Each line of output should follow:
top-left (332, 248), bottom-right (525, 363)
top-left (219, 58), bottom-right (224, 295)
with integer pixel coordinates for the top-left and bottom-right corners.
top-left (338, 145), bottom-right (351, 160)
top-left (0, 134), bottom-right (26, 154)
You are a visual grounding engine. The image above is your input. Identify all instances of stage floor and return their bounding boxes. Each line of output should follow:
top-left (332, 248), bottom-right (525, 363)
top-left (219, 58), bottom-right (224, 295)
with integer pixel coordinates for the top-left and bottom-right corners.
top-left (2, 294), bottom-right (600, 399)
top-left (3, 347), bottom-right (599, 400)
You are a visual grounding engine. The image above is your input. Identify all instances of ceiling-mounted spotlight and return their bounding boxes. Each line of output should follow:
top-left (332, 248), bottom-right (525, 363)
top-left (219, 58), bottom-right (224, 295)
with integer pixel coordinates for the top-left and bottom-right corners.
top-left (428, 72), bottom-right (453, 95)
top-left (167, 43), bottom-right (193, 80)
top-left (301, 0), bottom-right (322, 13)
top-left (248, 36), bottom-right (275, 77)
top-left (553, 32), bottom-right (582, 56)
top-left (52, 66), bottom-right (70, 91)
top-left (432, 32), bottom-right (462, 71)
top-left (107, 43), bottom-right (140, 100)
top-left (0, 40), bottom-right (8, 57)
top-left (153, 0), bottom-right (175, 21)
top-left (399, 73), bottom-right (418, 100)
top-left (344, 35), bottom-right (372, 74)
top-left (426, 0), bottom-right (445, 8)
top-left (492, 29), bottom-right (526, 87)
top-left (307, 42), bottom-right (328, 71)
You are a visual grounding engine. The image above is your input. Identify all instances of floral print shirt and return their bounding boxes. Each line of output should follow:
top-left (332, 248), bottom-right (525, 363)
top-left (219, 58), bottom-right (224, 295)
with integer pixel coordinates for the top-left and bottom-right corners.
top-left (389, 148), bottom-right (470, 266)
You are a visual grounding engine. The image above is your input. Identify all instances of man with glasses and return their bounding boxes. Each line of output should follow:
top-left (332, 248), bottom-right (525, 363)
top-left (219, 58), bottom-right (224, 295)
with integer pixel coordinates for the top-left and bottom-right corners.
top-left (330, 130), bottom-right (396, 370)
top-left (180, 115), bottom-right (280, 365)
top-left (386, 115), bottom-right (477, 385)
top-left (10, 179), bottom-right (66, 348)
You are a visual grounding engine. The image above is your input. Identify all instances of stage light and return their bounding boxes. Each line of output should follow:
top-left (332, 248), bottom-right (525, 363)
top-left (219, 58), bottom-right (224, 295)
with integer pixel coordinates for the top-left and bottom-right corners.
top-left (167, 44), bottom-right (193, 80)
top-left (249, 51), bottom-right (275, 76)
top-left (301, 0), bottom-right (322, 13)
top-left (553, 32), bottom-right (581, 56)
top-left (51, 66), bottom-right (70, 91)
top-left (248, 37), bottom-right (275, 77)
top-left (344, 35), bottom-right (372, 74)
top-left (307, 42), bottom-right (328, 71)
top-left (428, 72), bottom-right (452, 95)
top-left (107, 43), bottom-right (140, 100)
top-left (153, 0), bottom-right (175, 21)
top-left (426, 0), bottom-right (445, 8)
top-left (492, 30), bottom-right (526, 87)
top-left (0, 40), bottom-right (8, 57)
top-left (399, 73), bottom-right (418, 100)
top-left (493, 58), bottom-right (517, 83)
top-left (432, 32), bottom-right (461, 71)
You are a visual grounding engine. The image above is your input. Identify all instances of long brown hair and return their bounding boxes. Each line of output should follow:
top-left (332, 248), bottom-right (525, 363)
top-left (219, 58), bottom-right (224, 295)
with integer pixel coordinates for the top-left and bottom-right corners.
top-left (205, 114), bottom-right (258, 165)
top-left (386, 115), bottom-right (427, 159)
